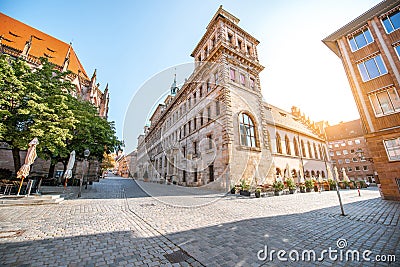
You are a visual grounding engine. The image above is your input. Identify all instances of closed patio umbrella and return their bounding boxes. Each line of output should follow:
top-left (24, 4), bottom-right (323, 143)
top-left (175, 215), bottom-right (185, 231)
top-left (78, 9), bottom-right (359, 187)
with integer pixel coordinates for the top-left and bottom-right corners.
top-left (63, 150), bottom-right (76, 188)
top-left (342, 168), bottom-right (350, 182)
top-left (17, 138), bottom-right (39, 195)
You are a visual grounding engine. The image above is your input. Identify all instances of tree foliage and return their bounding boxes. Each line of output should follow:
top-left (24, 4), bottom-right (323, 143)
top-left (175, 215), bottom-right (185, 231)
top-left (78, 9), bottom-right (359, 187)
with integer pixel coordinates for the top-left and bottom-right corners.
top-left (0, 55), bottom-right (122, 175)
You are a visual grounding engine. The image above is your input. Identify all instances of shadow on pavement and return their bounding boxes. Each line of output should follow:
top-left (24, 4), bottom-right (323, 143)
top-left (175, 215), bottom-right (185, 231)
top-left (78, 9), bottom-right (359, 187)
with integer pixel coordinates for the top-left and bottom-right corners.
top-left (1, 197), bottom-right (398, 267)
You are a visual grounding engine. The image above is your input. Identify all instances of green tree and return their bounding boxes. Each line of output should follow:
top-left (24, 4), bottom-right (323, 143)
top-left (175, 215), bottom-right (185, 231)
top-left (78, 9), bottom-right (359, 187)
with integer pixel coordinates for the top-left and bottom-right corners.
top-left (51, 97), bottom-right (122, 177)
top-left (0, 55), bottom-right (75, 174)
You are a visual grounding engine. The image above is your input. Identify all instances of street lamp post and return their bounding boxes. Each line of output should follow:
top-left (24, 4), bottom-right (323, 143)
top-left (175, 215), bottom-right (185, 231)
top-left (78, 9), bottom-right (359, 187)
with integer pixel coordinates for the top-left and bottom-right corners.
top-left (78, 149), bottom-right (90, 198)
top-left (332, 163), bottom-right (346, 216)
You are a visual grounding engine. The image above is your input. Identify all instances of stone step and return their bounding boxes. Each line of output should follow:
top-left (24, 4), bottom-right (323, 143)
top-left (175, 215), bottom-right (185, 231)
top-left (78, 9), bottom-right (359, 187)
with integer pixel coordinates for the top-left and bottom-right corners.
top-left (0, 195), bottom-right (64, 206)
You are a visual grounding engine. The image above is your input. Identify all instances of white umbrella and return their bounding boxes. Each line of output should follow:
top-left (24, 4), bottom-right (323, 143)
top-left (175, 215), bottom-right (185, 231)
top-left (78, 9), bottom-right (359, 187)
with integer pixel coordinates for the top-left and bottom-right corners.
top-left (342, 168), bottom-right (350, 182)
top-left (334, 166), bottom-right (339, 181)
top-left (284, 163), bottom-right (290, 179)
top-left (63, 150), bottom-right (76, 188)
top-left (318, 173), bottom-right (323, 183)
top-left (17, 138), bottom-right (39, 195)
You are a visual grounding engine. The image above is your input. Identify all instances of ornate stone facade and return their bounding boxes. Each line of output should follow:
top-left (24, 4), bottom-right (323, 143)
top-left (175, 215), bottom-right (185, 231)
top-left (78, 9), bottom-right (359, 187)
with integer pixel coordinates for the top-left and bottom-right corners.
top-left (0, 12), bottom-right (109, 118)
top-left (133, 7), bottom-right (331, 190)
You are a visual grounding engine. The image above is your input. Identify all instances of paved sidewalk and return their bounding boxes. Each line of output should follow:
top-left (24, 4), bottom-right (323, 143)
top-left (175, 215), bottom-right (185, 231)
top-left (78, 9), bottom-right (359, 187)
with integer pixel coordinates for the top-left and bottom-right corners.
top-left (0, 177), bottom-right (399, 266)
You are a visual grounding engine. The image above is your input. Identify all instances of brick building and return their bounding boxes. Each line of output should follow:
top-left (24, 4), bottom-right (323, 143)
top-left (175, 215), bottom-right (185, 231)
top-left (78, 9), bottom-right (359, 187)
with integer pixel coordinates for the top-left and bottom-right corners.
top-left (323, 0), bottom-right (400, 200)
top-left (0, 13), bottom-right (109, 180)
top-left (133, 6), bottom-right (331, 190)
top-left (325, 119), bottom-right (376, 183)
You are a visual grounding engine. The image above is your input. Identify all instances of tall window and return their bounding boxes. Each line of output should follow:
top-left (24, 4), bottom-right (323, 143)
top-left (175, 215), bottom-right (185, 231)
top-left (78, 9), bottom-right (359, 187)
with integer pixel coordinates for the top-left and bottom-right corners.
top-left (382, 9), bottom-right (400, 33)
top-left (285, 135), bottom-right (291, 155)
top-left (240, 73), bottom-right (246, 86)
top-left (313, 143), bottom-right (318, 159)
top-left (307, 141), bottom-right (312, 158)
top-left (301, 140), bottom-right (306, 157)
top-left (207, 134), bottom-right (213, 149)
top-left (239, 113), bottom-right (257, 147)
top-left (348, 28), bottom-right (373, 51)
top-left (357, 55), bottom-right (387, 82)
top-left (369, 88), bottom-right (400, 117)
top-left (293, 137), bottom-right (299, 156)
top-left (250, 78), bottom-right (255, 89)
top-left (207, 80), bottom-right (211, 92)
top-left (216, 100), bottom-right (220, 116)
top-left (214, 72), bottom-right (219, 85)
top-left (276, 133), bottom-right (282, 154)
top-left (230, 68), bottom-right (236, 82)
top-left (384, 138), bottom-right (400, 161)
top-left (207, 106), bottom-right (212, 122)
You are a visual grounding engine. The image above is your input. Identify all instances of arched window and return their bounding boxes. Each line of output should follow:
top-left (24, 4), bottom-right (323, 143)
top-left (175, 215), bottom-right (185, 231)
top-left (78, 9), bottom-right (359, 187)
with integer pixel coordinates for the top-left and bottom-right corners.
top-left (293, 137), bottom-right (299, 156)
top-left (276, 133), bottom-right (282, 154)
top-left (301, 140), bottom-right (306, 157)
top-left (307, 141), bottom-right (313, 158)
top-left (313, 143), bottom-right (319, 159)
top-left (239, 113), bottom-right (257, 147)
top-left (285, 135), bottom-right (291, 155)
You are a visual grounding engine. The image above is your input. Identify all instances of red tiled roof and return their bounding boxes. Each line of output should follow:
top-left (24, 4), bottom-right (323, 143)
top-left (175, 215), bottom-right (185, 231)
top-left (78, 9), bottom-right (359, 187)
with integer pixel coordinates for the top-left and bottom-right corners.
top-left (0, 12), bottom-right (88, 78)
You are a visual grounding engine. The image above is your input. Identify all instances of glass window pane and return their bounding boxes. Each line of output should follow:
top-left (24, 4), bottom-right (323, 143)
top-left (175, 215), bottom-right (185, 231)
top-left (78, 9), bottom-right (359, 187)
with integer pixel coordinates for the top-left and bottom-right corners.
top-left (390, 11), bottom-right (400, 30)
top-left (358, 63), bottom-right (369, 81)
top-left (383, 17), bottom-right (394, 33)
top-left (377, 91), bottom-right (394, 114)
top-left (365, 58), bottom-right (380, 79)
top-left (375, 55), bottom-right (387, 74)
top-left (388, 88), bottom-right (400, 111)
top-left (349, 38), bottom-right (358, 51)
top-left (369, 94), bottom-right (383, 116)
top-left (249, 126), bottom-right (254, 137)
top-left (241, 134), bottom-right (247, 146)
top-left (395, 46), bottom-right (400, 58)
top-left (247, 135), bottom-right (253, 146)
top-left (354, 33), bottom-right (367, 48)
top-left (364, 29), bottom-right (373, 43)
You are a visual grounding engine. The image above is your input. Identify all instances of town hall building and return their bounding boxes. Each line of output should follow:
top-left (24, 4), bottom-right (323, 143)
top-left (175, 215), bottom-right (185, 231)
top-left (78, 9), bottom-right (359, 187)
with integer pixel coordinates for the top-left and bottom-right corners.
top-left (133, 6), bottom-right (331, 190)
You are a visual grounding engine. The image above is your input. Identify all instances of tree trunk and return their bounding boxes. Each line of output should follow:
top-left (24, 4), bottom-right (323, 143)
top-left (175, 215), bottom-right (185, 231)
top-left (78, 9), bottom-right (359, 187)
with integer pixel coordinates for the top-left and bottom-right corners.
top-left (48, 160), bottom-right (56, 178)
top-left (12, 147), bottom-right (21, 175)
top-left (62, 160), bottom-right (67, 174)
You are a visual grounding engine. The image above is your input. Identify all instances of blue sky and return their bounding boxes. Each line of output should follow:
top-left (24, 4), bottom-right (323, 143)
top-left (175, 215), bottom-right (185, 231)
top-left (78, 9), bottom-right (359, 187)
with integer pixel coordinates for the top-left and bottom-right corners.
top-left (2, 0), bottom-right (381, 153)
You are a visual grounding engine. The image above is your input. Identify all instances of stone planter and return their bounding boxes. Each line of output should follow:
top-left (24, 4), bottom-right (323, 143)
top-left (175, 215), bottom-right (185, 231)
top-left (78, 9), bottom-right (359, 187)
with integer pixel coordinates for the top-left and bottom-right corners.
top-left (240, 190), bottom-right (251, 196)
top-left (306, 188), bottom-right (312, 192)
top-left (255, 191), bottom-right (261, 198)
top-left (274, 191), bottom-right (283, 196)
top-left (289, 189), bottom-right (296, 194)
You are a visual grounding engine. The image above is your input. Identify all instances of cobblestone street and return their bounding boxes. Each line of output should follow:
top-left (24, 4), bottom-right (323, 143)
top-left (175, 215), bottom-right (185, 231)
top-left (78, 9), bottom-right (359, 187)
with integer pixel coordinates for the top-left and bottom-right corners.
top-left (0, 176), bottom-right (399, 267)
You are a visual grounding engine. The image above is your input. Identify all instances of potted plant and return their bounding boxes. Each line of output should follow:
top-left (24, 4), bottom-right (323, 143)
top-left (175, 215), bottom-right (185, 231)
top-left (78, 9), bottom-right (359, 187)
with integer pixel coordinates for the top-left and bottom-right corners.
top-left (286, 177), bottom-right (296, 194)
top-left (272, 180), bottom-right (284, 196)
top-left (322, 180), bottom-right (330, 191)
top-left (349, 180), bottom-right (355, 189)
top-left (359, 180), bottom-right (366, 188)
top-left (239, 179), bottom-right (251, 196)
top-left (230, 186), bottom-right (236, 194)
top-left (313, 179), bottom-right (319, 192)
top-left (328, 179), bottom-right (336, 190)
top-left (343, 180), bottom-right (349, 189)
top-left (255, 187), bottom-right (261, 198)
top-left (299, 184), bottom-right (306, 193)
top-left (305, 179), bottom-right (313, 192)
